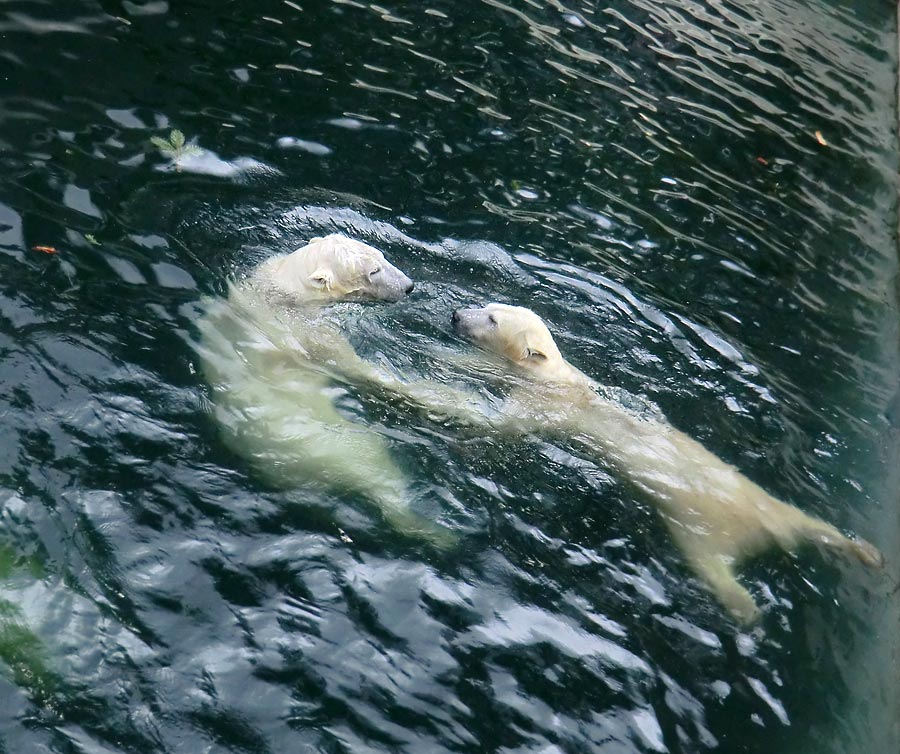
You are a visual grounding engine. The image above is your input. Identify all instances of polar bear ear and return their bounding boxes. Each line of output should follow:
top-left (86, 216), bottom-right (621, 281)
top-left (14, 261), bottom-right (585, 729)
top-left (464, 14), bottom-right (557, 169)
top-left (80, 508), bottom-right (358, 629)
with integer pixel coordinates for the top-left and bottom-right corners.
top-left (308, 269), bottom-right (334, 291)
top-left (524, 347), bottom-right (548, 362)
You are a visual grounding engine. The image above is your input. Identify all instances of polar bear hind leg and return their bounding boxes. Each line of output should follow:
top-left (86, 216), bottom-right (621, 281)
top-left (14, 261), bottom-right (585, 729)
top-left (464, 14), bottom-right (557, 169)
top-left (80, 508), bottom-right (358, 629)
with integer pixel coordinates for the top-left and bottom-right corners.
top-left (673, 501), bottom-right (884, 623)
top-left (273, 415), bottom-right (455, 548)
top-left (693, 554), bottom-right (761, 624)
top-left (217, 368), bottom-right (456, 548)
top-left (669, 527), bottom-right (762, 624)
top-left (791, 512), bottom-right (884, 568)
top-left (754, 491), bottom-right (884, 568)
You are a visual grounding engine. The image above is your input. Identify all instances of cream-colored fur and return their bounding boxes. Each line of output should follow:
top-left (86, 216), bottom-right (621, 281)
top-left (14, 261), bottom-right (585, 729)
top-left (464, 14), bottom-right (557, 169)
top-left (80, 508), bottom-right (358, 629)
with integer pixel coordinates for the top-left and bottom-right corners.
top-left (249, 234), bottom-right (412, 304)
top-left (450, 303), bottom-right (883, 622)
top-left (195, 235), bottom-right (449, 543)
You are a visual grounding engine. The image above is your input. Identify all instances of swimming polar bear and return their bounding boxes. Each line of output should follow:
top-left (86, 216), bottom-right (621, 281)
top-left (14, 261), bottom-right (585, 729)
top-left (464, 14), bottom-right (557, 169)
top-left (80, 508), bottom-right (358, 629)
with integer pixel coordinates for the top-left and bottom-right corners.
top-left (447, 303), bottom-right (883, 622)
top-left (195, 234), bottom-right (449, 543)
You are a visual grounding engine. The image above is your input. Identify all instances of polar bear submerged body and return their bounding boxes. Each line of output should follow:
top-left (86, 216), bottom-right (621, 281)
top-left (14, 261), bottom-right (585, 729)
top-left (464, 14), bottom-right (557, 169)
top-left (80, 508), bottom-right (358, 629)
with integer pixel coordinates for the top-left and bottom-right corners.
top-left (196, 234), bottom-right (447, 541)
top-left (449, 303), bottom-right (882, 622)
top-left (196, 237), bottom-right (880, 619)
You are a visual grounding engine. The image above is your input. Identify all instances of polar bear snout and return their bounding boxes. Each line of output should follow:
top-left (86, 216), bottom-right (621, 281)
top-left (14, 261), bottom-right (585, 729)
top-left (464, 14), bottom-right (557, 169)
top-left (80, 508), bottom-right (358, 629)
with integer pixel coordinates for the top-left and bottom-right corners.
top-left (361, 259), bottom-right (414, 302)
top-left (450, 307), bottom-right (484, 337)
top-left (452, 306), bottom-right (513, 359)
top-left (452, 304), bottom-right (514, 335)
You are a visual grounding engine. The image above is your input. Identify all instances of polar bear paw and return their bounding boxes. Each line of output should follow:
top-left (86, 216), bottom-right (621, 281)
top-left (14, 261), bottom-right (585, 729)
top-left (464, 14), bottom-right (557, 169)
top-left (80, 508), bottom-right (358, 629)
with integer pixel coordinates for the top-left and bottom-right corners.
top-left (850, 538), bottom-right (884, 569)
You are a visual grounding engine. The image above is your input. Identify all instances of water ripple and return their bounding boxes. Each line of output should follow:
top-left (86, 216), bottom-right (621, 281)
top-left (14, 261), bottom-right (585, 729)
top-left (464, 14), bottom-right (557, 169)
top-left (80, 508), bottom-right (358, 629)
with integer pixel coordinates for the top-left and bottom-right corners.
top-left (0, 1), bottom-right (895, 752)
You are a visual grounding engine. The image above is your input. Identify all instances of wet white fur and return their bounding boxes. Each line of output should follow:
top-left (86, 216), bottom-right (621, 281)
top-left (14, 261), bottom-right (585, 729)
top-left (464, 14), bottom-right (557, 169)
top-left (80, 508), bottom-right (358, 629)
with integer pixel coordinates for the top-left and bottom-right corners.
top-left (195, 235), bottom-right (447, 543)
top-left (450, 303), bottom-right (883, 622)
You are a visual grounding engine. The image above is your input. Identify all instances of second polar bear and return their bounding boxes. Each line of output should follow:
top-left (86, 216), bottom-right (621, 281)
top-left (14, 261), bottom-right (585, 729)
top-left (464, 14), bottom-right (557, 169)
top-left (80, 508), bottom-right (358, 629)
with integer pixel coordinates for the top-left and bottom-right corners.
top-left (449, 303), bottom-right (882, 622)
top-left (195, 234), bottom-right (448, 542)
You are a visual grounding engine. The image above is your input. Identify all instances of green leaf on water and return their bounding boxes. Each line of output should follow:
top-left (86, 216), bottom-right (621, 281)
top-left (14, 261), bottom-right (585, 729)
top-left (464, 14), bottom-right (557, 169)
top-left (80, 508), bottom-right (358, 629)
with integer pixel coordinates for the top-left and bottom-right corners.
top-left (150, 135), bottom-right (173, 152)
top-left (151, 129), bottom-right (202, 162)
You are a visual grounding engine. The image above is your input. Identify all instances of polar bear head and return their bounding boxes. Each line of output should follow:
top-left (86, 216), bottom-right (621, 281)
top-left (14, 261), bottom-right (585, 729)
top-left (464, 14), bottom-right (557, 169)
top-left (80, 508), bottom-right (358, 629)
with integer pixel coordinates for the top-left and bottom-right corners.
top-left (256, 234), bottom-right (414, 303)
top-left (451, 303), bottom-right (564, 377)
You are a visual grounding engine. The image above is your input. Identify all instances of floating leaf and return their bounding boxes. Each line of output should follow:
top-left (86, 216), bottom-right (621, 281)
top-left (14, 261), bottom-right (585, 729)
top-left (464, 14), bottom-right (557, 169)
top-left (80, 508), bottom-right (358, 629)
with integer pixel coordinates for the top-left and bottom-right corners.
top-left (84, 233), bottom-right (100, 245)
top-left (152, 129), bottom-right (202, 162)
top-left (150, 135), bottom-right (173, 151)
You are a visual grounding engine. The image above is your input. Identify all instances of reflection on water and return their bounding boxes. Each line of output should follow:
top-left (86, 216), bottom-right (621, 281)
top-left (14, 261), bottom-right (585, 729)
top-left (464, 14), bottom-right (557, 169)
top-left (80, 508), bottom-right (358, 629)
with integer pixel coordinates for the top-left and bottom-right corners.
top-left (0, 1), bottom-right (897, 753)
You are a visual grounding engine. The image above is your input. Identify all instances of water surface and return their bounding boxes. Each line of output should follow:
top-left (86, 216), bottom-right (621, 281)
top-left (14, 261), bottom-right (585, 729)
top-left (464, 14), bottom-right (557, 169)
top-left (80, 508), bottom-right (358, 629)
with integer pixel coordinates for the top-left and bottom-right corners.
top-left (0, 1), bottom-right (897, 753)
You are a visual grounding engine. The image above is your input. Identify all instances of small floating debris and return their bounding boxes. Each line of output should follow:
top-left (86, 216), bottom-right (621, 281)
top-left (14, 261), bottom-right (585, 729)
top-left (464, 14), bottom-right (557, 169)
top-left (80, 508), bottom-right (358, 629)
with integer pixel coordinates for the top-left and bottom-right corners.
top-left (150, 129), bottom-right (202, 162)
top-left (814, 130), bottom-right (828, 146)
top-left (151, 130), bottom-right (281, 181)
top-left (338, 527), bottom-right (353, 544)
top-left (755, 156), bottom-right (768, 165)
top-left (32, 245), bottom-right (58, 254)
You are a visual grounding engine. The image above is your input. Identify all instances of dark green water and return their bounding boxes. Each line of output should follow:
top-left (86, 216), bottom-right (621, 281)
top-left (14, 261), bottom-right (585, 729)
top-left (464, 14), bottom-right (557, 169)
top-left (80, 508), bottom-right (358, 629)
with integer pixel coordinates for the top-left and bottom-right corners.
top-left (0, 1), bottom-right (898, 752)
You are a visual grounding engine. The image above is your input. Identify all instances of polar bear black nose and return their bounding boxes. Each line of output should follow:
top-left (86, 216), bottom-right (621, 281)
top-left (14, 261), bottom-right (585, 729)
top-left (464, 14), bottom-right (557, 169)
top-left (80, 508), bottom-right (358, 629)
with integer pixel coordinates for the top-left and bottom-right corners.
top-left (405, 282), bottom-right (414, 294)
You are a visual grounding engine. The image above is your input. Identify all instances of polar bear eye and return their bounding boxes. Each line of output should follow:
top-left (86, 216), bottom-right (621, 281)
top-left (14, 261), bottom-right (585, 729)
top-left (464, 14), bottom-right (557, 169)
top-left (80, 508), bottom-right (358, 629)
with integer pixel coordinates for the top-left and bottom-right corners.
top-left (488, 314), bottom-right (498, 326)
top-left (369, 267), bottom-right (382, 277)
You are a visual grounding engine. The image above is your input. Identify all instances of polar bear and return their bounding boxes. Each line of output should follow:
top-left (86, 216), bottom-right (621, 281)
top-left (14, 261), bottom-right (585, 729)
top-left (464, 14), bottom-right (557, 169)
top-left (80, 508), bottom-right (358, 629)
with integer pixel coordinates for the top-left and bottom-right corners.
top-left (447, 303), bottom-right (883, 622)
top-left (195, 234), bottom-right (449, 542)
